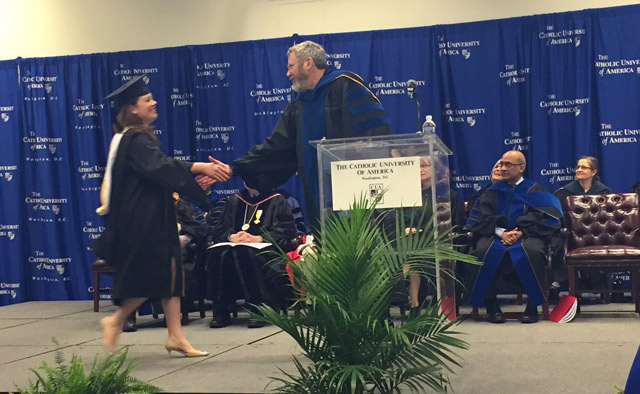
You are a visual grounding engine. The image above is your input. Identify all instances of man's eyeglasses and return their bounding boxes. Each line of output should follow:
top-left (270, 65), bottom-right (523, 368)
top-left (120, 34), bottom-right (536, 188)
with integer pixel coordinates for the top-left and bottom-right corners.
top-left (498, 161), bottom-right (524, 168)
top-left (575, 165), bottom-right (592, 170)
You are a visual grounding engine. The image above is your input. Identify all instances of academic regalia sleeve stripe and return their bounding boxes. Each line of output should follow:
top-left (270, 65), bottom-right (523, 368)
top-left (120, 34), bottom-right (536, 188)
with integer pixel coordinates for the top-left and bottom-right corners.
top-left (347, 86), bottom-right (372, 101)
top-left (469, 207), bottom-right (481, 218)
top-left (349, 101), bottom-right (385, 116)
top-left (354, 117), bottom-right (392, 133)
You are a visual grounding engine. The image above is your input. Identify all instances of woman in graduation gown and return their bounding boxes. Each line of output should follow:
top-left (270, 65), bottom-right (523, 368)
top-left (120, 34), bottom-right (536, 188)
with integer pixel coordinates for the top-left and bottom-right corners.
top-left (94, 76), bottom-right (230, 356)
top-left (554, 156), bottom-right (611, 215)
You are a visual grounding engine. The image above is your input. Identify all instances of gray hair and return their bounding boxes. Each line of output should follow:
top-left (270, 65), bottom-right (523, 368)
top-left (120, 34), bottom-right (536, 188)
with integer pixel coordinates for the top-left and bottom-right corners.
top-left (287, 41), bottom-right (327, 70)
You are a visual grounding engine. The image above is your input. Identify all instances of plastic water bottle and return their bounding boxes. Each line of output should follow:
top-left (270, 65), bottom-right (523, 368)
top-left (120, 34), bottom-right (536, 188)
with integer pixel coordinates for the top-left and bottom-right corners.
top-left (422, 115), bottom-right (436, 134)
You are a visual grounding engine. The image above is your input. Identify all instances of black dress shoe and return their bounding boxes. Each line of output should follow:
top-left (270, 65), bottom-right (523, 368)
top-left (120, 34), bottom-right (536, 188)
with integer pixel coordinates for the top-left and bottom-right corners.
top-left (487, 312), bottom-right (505, 324)
top-left (247, 318), bottom-right (265, 328)
top-left (209, 313), bottom-right (231, 328)
top-left (123, 313), bottom-right (137, 332)
top-left (519, 313), bottom-right (539, 324)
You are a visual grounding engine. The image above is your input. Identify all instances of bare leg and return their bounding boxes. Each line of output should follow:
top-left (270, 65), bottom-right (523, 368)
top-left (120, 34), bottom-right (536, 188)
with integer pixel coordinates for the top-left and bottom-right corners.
top-left (101, 297), bottom-right (147, 352)
top-left (162, 296), bottom-right (207, 356)
top-left (409, 274), bottom-right (421, 308)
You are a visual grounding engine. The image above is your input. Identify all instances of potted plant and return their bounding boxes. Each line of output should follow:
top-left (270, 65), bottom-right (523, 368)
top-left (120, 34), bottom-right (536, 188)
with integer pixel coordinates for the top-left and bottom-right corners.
top-left (256, 197), bottom-right (478, 393)
top-left (13, 339), bottom-right (160, 394)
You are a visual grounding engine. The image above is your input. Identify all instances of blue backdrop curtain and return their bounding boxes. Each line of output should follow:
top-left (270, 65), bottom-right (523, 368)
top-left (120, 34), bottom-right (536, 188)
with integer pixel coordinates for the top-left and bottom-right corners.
top-left (1, 4), bottom-right (639, 305)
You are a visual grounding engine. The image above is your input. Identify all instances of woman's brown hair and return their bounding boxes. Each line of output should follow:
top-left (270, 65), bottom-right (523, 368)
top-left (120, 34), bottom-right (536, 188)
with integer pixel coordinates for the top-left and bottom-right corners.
top-left (112, 100), bottom-right (159, 144)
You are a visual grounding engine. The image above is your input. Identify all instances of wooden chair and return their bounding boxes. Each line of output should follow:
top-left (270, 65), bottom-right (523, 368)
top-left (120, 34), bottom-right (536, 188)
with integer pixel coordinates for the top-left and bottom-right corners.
top-left (563, 193), bottom-right (640, 315)
top-left (92, 259), bottom-right (116, 312)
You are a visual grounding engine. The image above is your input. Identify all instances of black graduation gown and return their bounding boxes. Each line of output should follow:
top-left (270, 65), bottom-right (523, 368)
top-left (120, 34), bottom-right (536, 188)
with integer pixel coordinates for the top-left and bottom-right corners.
top-left (229, 68), bottom-right (393, 225)
top-left (208, 190), bottom-right (297, 307)
top-left (466, 179), bottom-right (562, 306)
top-left (94, 130), bottom-right (208, 300)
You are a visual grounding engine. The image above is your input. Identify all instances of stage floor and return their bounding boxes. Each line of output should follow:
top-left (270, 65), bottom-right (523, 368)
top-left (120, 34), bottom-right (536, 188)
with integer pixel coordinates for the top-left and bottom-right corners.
top-left (0, 299), bottom-right (638, 394)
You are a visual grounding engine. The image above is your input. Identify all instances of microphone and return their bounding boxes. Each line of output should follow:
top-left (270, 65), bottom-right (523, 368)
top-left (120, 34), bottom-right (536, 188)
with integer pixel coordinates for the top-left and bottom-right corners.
top-left (405, 79), bottom-right (421, 131)
top-left (406, 79), bottom-right (417, 98)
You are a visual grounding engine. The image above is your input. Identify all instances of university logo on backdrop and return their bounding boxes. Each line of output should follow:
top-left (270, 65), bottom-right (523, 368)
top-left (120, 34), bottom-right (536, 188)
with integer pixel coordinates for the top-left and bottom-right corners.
top-left (249, 82), bottom-right (292, 117)
top-left (326, 51), bottom-right (351, 70)
top-left (599, 122), bottom-right (640, 147)
top-left (21, 71), bottom-right (59, 102)
top-left (170, 88), bottom-right (193, 108)
top-left (451, 173), bottom-right (491, 193)
top-left (595, 54), bottom-right (640, 77)
top-left (0, 223), bottom-right (19, 241)
top-left (438, 36), bottom-right (480, 60)
top-left (539, 94), bottom-right (590, 117)
top-left (0, 282), bottom-right (20, 299)
top-left (503, 131), bottom-right (531, 152)
top-left (500, 64), bottom-right (531, 86)
top-left (194, 120), bottom-right (236, 154)
top-left (442, 103), bottom-right (486, 128)
top-left (78, 161), bottom-right (104, 193)
top-left (25, 192), bottom-right (69, 223)
top-left (195, 61), bottom-right (231, 90)
top-left (541, 162), bottom-right (575, 185)
top-left (539, 25), bottom-right (586, 47)
top-left (72, 99), bottom-right (104, 132)
top-left (29, 250), bottom-right (72, 283)
top-left (23, 131), bottom-right (63, 162)
top-left (82, 221), bottom-right (105, 251)
top-left (0, 165), bottom-right (17, 182)
top-left (0, 104), bottom-right (14, 123)
top-left (172, 149), bottom-right (194, 162)
top-left (112, 65), bottom-right (158, 83)
top-left (369, 77), bottom-right (426, 97)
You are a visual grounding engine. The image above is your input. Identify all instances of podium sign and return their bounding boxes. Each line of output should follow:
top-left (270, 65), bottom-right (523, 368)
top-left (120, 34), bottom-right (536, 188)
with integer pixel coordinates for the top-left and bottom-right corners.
top-left (330, 156), bottom-right (421, 210)
top-left (310, 133), bottom-right (452, 218)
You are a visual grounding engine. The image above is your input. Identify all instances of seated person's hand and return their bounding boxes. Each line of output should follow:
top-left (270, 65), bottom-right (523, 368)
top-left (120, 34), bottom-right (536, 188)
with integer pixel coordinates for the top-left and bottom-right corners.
top-left (404, 227), bottom-right (419, 235)
top-left (501, 227), bottom-right (522, 245)
top-left (229, 231), bottom-right (263, 243)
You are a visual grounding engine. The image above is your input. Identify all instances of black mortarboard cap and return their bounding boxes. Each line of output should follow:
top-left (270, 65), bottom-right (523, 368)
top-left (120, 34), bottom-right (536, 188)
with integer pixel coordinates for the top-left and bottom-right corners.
top-left (104, 74), bottom-right (150, 117)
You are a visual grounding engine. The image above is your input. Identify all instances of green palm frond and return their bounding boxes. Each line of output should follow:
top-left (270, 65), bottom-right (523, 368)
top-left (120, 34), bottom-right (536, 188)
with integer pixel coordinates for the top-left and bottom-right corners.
top-left (256, 195), bottom-right (477, 393)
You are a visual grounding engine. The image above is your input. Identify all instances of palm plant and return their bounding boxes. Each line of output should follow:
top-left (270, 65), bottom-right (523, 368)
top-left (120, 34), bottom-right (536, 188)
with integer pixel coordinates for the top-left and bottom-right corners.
top-left (13, 339), bottom-right (160, 394)
top-left (256, 196), bottom-right (478, 394)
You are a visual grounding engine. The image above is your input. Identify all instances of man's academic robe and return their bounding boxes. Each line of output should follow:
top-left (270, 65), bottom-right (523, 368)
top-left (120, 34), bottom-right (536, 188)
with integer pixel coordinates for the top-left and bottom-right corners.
top-left (92, 130), bottom-right (208, 301)
top-left (466, 179), bottom-right (562, 307)
top-left (230, 67), bottom-right (393, 224)
top-left (208, 190), bottom-right (297, 307)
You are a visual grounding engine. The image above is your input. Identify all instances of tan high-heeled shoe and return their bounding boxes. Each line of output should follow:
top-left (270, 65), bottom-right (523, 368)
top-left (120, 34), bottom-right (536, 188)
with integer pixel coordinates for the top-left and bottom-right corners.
top-left (165, 344), bottom-right (209, 357)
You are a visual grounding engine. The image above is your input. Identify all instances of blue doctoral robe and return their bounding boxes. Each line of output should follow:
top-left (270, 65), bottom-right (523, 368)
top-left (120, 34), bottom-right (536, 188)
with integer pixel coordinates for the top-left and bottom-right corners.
top-left (466, 179), bottom-right (562, 307)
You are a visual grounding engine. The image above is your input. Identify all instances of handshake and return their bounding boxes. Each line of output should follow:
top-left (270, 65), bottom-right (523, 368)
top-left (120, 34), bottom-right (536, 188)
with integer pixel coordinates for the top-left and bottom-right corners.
top-left (191, 155), bottom-right (233, 191)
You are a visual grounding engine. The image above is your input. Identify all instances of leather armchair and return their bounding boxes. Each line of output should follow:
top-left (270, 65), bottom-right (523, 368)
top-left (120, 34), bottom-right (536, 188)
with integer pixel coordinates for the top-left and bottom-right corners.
top-left (563, 193), bottom-right (640, 314)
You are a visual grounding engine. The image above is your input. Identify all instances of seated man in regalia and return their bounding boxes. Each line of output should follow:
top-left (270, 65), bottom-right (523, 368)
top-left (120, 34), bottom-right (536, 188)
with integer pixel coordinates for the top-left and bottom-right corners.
top-left (466, 150), bottom-right (562, 324)
top-left (207, 183), bottom-right (297, 328)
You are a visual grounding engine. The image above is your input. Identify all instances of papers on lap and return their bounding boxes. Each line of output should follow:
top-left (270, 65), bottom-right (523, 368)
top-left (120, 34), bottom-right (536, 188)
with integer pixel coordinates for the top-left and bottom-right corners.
top-left (207, 242), bottom-right (272, 250)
